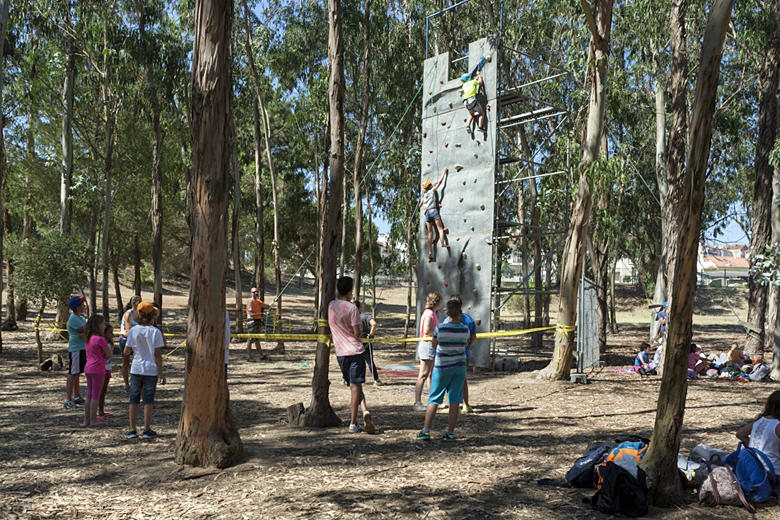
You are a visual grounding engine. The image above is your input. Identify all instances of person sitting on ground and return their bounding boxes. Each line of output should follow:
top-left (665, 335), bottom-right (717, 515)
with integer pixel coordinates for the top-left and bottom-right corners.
top-left (329, 276), bottom-right (376, 434)
top-left (736, 390), bottom-right (780, 475)
top-left (414, 292), bottom-right (442, 412)
top-left (418, 168), bottom-right (450, 262)
top-left (122, 301), bottom-right (166, 440)
top-left (634, 342), bottom-right (657, 376)
top-left (356, 301), bottom-right (382, 386)
top-left (442, 294), bottom-right (476, 413)
top-left (688, 343), bottom-right (711, 375)
top-left (461, 70), bottom-right (486, 134)
top-left (246, 287), bottom-right (271, 361)
top-left (416, 296), bottom-right (470, 442)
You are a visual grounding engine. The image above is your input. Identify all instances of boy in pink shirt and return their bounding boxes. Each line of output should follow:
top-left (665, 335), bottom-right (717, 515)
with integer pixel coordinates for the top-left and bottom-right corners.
top-left (328, 276), bottom-right (376, 434)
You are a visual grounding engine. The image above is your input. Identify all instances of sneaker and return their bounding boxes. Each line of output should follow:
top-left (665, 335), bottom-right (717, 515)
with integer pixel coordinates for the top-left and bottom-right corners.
top-left (141, 429), bottom-right (157, 439)
top-left (461, 404), bottom-right (474, 413)
top-left (415, 430), bottom-right (431, 441)
top-left (363, 412), bottom-right (376, 434)
top-left (442, 431), bottom-right (456, 442)
top-left (439, 405), bottom-right (449, 413)
top-left (373, 380), bottom-right (384, 387)
top-left (63, 399), bottom-right (75, 409)
top-left (124, 430), bottom-right (138, 439)
top-left (341, 379), bottom-right (349, 386)
top-left (413, 402), bottom-right (427, 412)
top-left (348, 423), bottom-right (362, 434)
top-left (73, 397), bottom-right (85, 405)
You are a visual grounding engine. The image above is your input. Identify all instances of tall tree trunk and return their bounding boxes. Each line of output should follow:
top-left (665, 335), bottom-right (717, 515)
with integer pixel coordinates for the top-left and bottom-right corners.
top-left (339, 170), bottom-right (347, 278)
top-left (133, 234), bottom-right (142, 296)
top-left (609, 255), bottom-right (618, 333)
top-left (230, 117), bottom-right (244, 334)
top-left (16, 107), bottom-right (36, 321)
top-left (252, 97), bottom-right (265, 300)
top-left (111, 247), bottom-right (124, 316)
top-left (759, 5), bottom-right (780, 380)
top-left (352, 0), bottom-right (371, 302)
top-left (641, 0), bottom-right (734, 504)
top-left (240, 1), bottom-right (282, 351)
top-left (519, 128), bottom-right (543, 345)
top-left (138, 4), bottom-right (164, 313)
top-left (366, 193), bottom-right (377, 316)
top-left (3, 209), bottom-right (13, 322)
top-left (175, 0), bottom-right (242, 468)
top-left (315, 120), bottom-right (330, 317)
top-left (305, 0), bottom-right (344, 427)
top-left (404, 196), bottom-right (415, 339)
top-left (749, 1), bottom-right (780, 363)
top-left (538, 0), bottom-right (613, 380)
top-left (101, 8), bottom-right (114, 320)
top-left (650, 46), bottom-right (669, 342)
top-left (87, 213), bottom-right (99, 313)
top-left (55, 3), bottom-right (76, 331)
top-left (519, 176), bottom-right (530, 328)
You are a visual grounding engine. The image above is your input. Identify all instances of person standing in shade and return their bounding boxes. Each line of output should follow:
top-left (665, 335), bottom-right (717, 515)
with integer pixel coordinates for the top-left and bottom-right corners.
top-left (656, 301), bottom-right (668, 337)
top-left (416, 297), bottom-right (469, 442)
top-left (413, 292), bottom-right (441, 411)
top-left (64, 295), bottom-right (88, 409)
top-left (119, 295), bottom-right (142, 352)
top-left (329, 276), bottom-right (376, 434)
top-left (442, 295), bottom-right (476, 413)
top-left (246, 287), bottom-right (270, 361)
top-left (356, 301), bottom-right (382, 386)
top-left (122, 301), bottom-right (166, 440)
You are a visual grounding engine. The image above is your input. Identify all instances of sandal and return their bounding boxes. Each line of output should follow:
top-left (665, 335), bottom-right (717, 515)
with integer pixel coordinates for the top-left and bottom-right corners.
top-left (428, 255), bottom-right (434, 262)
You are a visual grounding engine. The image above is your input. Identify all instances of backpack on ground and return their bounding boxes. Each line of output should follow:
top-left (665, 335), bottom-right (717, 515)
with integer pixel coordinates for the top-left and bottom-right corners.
top-left (749, 363), bottom-right (771, 382)
top-left (591, 462), bottom-right (648, 517)
top-left (699, 454), bottom-right (755, 512)
top-left (0, 318), bottom-right (18, 331)
top-left (566, 443), bottom-right (612, 488)
top-left (690, 444), bottom-right (730, 464)
top-left (601, 441), bottom-right (648, 479)
top-left (725, 442), bottom-right (776, 503)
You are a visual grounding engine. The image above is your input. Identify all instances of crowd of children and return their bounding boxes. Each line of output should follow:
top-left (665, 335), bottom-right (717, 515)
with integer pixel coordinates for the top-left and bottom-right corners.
top-left (63, 295), bottom-right (165, 440)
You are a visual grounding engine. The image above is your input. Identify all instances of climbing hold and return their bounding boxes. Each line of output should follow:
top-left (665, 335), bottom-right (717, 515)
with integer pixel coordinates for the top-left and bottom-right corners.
top-left (462, 253), bottom-right (468, 260)
top-left (474, 178), bottom-right (478, 183)
top-left (433, 106), bottom-right (437, 113)
top-left (480, 204), bottom-right (485, 210)
top-left (456, 237), bottom-right (460, 241)
top-left (459, 197), bottom-right (463, 203)
top-left (474, 153), bottom-right (478, 159)
top-left (428, 90), bottom-right (433, 95)
top-left (444, 283), bottom-right (449, 287)
top-left (429, 150), bottom-right (433, 153)
top-left (455, 164), bottom-right (464, 172)
top-left (476, 264), bottom-right (481, 271)
top-left (472, 289), bottom-right (478, 295)
top-left (455, 143), bottom-right (462, 148)
top-left (439, 79), bottom-right (444, 84)
top-left (471, 226), bottom-right (475, 231)
top-left (462, 181), bottom-right (466, 186)
top-left (463, 118), bottom-right (467, 123)
top-left (441, 121), bottom-right (446, 126)
top-left (437, 265), bottom-right (441, 269)
top-left (468, 305), bottom-right (472, 310)
top-left (426, 163), bottom-right (430, 167)
top-left (444, 142), bottom-right (449, 148)
top-left (426, 281), bottom-right (430, 285)
top-left (447, 125), bottom-right (451, 129)
top-left (423, 132), bottom-right (427, 138)
top-left (448, 102), bottom-right (453, 108)
top-left (463, 219), bottom-right (467, 223)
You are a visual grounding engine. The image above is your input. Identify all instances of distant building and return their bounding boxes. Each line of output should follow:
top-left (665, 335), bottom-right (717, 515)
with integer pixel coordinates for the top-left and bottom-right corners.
top-left (698, 243), bottom-right (750, 286)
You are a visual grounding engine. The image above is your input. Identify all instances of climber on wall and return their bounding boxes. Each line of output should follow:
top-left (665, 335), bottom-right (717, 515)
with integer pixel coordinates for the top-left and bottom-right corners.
top-left (461, 55), bottom-right (490, 135)
top-left (418, 167), bottom-right (450, 262)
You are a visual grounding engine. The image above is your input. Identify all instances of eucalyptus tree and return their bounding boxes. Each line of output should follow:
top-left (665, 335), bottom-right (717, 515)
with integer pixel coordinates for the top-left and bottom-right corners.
top-left (175, 0), bottom-right (242, 469)
top-left (640, 0), bottom-right (735, 504)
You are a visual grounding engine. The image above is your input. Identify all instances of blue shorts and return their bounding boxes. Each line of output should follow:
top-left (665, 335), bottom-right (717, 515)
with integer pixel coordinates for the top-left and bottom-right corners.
top-left (428, 367), bottom-right (466, 405)
top-left (424, 209), bottom-right (440, 223)
top-left (337, 354), bottom-right (366, 385)
top-left (129, 374), bottom-right (158, 405)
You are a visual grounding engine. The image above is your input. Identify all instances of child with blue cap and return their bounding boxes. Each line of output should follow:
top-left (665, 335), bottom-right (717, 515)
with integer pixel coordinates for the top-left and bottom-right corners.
top-left (64, 295), bottom-right (87, 409)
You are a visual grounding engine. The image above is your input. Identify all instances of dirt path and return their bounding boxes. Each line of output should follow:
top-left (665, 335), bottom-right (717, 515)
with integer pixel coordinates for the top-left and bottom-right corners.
top-left (1, 286), bottom-right (777, 519)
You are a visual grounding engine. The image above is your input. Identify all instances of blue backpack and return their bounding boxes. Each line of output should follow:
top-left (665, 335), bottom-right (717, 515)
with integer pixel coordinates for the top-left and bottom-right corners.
top-left (725, 442), bottom-right (776, 503)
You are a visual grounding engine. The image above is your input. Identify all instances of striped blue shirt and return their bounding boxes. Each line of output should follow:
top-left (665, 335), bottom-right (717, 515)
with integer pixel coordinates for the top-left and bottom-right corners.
top-left (432, 321), bottom-right (469, 370)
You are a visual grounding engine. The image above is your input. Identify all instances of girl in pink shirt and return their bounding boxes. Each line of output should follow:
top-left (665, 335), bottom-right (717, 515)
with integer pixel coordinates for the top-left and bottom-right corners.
top-left (97, 324), bottom-right (115, 420)
top-left (83, 315), bottom-right (111, 427)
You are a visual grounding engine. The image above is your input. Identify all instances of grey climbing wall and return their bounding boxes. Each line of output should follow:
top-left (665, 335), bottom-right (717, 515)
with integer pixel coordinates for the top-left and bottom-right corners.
top-left (417, 37), bottom-right (497, 368)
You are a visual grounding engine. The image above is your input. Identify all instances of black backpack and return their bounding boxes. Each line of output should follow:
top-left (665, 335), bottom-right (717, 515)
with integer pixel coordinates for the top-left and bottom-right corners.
top-left (566, 443), bottom-right (613, 487)
top-left (1, 318), bottom-right (18, 331)
top-left (591, 462), bottom-right (649, 517)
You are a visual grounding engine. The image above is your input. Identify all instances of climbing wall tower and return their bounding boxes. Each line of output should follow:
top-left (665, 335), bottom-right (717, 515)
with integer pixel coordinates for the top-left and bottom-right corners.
top-left (417, 37), bottom-right (497, 368)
